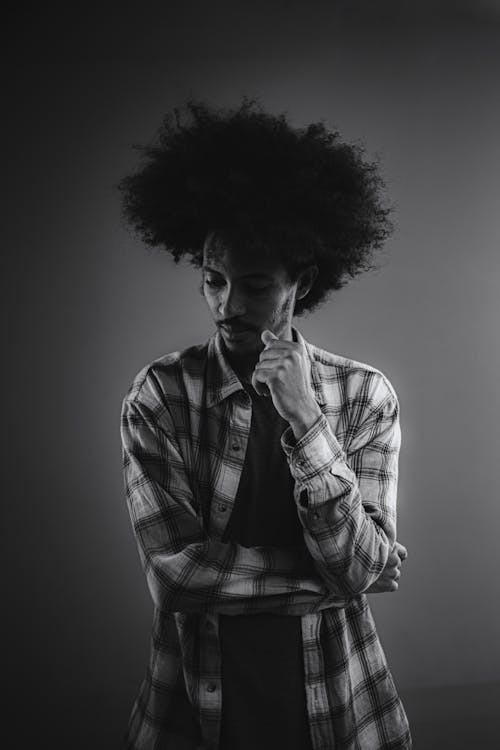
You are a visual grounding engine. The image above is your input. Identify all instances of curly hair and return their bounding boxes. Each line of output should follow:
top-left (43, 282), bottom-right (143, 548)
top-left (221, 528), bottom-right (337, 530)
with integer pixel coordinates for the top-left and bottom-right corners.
top-left (117, 97), bottom-right (393, 315)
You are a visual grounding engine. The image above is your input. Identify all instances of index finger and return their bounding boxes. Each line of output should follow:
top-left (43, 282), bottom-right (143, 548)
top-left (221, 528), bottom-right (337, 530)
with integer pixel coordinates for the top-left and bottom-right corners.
top-left (261, 330), bottom-right (300, 350)
top-left (261, 329), bottom-right (280, 346)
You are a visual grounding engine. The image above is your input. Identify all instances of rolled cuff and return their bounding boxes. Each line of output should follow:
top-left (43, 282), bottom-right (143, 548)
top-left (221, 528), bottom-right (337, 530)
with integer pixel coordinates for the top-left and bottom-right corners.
top-left (281, 412), bottom-right (347, 486)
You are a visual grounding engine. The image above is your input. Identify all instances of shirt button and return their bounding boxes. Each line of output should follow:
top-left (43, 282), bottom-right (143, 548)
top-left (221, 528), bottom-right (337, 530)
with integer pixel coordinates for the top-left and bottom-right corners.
top-left (231, 443), bottom-right (240, 451)
top-left (217, 503), bottom-right (227, 513)
top-left (313, 512), bottom-right (320, 520)
top-left (207, 683), bottom-right (217, 692)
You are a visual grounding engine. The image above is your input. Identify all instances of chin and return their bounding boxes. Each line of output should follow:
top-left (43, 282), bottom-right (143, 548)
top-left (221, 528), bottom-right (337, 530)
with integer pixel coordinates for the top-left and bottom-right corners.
top-left (221, 330), bottom-right (260, 353)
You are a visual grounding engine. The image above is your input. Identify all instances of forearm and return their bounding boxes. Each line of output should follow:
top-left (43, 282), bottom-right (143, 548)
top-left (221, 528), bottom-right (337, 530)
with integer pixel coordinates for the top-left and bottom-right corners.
top-left (297, 485), bottom-right (393, 597)
top-left (136, 535), bottom-right (352, 614)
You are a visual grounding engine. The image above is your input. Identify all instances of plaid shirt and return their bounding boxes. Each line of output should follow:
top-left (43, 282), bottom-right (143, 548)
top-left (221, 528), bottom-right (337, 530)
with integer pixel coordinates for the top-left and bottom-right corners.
top-left (120, 326), bottom-right (412, 750)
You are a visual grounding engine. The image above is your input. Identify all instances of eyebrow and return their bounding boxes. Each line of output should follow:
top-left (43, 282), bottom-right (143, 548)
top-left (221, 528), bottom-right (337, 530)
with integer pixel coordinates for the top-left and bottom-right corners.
top-left (202, 266), bottom-right (273, 280)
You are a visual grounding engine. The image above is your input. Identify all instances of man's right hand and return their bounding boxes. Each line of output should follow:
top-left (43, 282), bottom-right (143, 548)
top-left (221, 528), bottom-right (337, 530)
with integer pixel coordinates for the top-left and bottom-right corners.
top-left (365, 541), bottom-right (408, 593)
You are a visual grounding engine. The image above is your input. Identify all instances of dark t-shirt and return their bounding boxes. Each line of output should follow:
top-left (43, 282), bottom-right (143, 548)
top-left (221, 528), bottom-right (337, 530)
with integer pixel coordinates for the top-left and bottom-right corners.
top-left (218, 383), bottom-right (313, 750)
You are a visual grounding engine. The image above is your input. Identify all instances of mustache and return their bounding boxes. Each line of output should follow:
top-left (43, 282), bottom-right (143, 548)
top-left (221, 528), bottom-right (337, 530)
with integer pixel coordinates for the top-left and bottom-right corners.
top-left (217, 320), bottom-right (256, 331)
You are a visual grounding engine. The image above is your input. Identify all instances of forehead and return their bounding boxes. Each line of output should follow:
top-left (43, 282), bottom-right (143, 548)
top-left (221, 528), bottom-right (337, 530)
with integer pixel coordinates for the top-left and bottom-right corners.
top-left (202, 233), bottom-right (287, 278)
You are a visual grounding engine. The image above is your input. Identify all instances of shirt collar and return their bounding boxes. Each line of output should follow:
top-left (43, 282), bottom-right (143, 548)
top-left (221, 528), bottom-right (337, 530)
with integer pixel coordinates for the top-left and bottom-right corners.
top-left (206, 325), bottom-right (327, 408)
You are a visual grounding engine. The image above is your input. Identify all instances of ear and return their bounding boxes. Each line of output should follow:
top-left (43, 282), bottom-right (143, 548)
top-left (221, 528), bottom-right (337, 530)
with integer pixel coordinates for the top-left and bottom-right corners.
top-left (296, 265), bottom-right (318, 300)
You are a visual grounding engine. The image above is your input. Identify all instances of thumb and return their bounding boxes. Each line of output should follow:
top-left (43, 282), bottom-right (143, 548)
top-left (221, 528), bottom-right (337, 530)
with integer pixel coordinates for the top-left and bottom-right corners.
top-left (261, 329), bottom-right (279, 346)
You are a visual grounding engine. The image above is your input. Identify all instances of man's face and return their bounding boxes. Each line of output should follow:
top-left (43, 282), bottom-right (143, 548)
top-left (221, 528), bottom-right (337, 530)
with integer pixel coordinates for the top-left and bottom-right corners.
top-left (201, 239), bottom-right (298, 357)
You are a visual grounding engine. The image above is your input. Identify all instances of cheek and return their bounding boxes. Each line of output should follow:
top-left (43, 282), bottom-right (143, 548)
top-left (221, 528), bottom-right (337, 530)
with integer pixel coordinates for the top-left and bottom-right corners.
top-left (267, 292), bottom-right (295, 324)
top-left (281, 295), bottom-right (295, 316)
top-left (201, 287), bottom-right (218, 310)
top-left (276, 292), bottom-right (295, 316)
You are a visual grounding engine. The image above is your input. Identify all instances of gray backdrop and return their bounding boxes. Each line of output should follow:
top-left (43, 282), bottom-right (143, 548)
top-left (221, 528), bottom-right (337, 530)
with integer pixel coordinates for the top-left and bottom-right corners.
top-left (5, 2), bottom-right (500, 748)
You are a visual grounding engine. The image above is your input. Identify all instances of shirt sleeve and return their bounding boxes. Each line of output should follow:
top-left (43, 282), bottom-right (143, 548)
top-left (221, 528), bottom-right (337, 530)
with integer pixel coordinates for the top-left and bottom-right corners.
top-left (120, 394), bottom-right (353, 615)
top-left (281, 373), bottom-right (401, 598)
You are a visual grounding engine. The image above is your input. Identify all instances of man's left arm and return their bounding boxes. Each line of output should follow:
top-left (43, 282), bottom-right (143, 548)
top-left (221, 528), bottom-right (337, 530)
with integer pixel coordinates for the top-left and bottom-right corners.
top-left (282, 385), bottom-right (401, 598)
top-left (253, 330), bottom-right (404, 599)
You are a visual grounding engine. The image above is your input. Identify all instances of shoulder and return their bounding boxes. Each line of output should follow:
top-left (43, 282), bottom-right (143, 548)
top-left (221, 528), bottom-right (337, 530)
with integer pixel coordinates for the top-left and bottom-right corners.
top-left (121, 339), bottom-right (210, 415)
top-left (306, 339), bottom-right (399, 415)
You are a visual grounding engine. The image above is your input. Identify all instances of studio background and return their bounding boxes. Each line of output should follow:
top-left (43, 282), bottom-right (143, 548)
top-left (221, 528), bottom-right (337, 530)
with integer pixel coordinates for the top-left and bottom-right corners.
top-left (5, 3), bottom-right (500, 748)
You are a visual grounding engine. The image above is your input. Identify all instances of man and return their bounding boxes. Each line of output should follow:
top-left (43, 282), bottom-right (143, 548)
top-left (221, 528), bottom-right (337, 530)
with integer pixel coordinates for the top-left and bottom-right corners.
top-left (118, 98), bottom-right (411, 749)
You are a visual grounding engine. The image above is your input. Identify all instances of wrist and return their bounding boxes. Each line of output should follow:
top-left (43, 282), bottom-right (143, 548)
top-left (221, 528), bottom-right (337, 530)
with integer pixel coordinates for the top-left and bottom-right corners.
top-left (289, 401), bottom-right (323, 441)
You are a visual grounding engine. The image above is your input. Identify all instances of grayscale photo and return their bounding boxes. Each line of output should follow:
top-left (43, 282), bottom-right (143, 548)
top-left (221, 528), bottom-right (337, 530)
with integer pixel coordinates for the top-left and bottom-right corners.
top-left (5, 2), bottom-right (500, 749)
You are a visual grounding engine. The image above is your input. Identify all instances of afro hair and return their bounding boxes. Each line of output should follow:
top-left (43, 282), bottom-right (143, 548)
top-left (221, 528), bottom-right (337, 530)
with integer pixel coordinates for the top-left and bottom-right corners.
top-left (117, 96), bottom-right (394, 315)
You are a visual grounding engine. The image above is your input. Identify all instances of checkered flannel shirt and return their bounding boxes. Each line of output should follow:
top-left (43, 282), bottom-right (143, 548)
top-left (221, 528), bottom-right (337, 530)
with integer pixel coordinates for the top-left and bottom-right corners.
top-left (120, 326), bottom-right (412, 749)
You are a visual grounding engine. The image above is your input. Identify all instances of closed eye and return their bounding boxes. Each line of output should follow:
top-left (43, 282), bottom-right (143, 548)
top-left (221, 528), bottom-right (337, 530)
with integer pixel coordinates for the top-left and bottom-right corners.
top-left (244, 284), bottom-right (271, 294)
top-left (204, 276), bottom-right (270, 294)
top-left (204, 277), bottom-right (224, 287)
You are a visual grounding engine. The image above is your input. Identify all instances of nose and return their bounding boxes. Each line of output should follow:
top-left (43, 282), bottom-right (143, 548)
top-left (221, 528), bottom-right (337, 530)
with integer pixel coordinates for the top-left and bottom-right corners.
top-left (218, 283), bottom-right (246, 318)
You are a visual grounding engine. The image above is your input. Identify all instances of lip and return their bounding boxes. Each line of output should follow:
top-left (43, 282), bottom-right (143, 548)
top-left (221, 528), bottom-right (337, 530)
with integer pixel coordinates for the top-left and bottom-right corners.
top-left (219, 325), bottom-right (253, 338)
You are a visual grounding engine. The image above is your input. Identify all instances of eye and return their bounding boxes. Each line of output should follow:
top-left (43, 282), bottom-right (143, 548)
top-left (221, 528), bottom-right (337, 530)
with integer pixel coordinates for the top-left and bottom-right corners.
top-left (244, 283), bottom-right (271, 294)
top-left (204, 275), bottom-right (224, 288)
